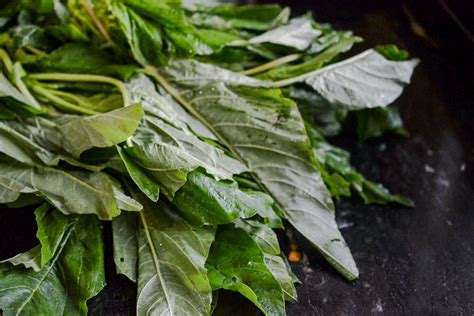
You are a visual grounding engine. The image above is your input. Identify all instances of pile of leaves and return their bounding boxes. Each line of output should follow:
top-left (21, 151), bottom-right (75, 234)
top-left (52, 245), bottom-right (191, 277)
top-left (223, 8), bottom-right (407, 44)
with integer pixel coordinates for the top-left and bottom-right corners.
top-left (0, 1), bottom-right (419, 315)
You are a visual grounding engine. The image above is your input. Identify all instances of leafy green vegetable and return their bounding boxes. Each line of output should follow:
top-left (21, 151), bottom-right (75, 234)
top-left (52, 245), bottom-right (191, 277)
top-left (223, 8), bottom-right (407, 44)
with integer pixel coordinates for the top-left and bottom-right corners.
top-left (0, 1), bottom-right (419, 314)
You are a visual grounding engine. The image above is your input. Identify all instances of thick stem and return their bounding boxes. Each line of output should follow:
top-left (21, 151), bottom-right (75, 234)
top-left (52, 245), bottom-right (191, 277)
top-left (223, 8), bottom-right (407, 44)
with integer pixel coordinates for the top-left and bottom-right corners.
top-left (48, 89), bottom-right (96, 109)
top-left (0, 49), bottom-right (13, 72)
top-left (28, 73), bottom-right (130, 107)
top-left (31, 85), bottom-right (99, 115)
top-left (240, 53), bottom-right (301, 76)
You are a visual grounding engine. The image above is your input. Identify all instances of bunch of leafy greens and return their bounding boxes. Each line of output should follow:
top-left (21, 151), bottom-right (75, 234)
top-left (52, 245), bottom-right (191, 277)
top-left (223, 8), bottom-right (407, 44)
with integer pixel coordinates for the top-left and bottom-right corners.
top-left (0, 0), bottom-right (418, 315)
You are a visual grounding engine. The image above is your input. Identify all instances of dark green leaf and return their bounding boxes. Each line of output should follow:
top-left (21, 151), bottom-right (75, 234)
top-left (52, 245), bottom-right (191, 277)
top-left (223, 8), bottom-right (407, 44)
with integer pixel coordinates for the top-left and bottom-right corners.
top-left (0, 212), bottom-right (105, 316)
top-left (173, 169), bottom-right (280, 226)
top-left (206, 225), bottom-right (285, 315)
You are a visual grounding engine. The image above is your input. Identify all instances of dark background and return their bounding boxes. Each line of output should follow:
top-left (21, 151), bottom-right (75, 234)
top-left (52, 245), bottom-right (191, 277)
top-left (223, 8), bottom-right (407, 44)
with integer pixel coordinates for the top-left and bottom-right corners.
top-left (1, 0), bottom-right (473, 315)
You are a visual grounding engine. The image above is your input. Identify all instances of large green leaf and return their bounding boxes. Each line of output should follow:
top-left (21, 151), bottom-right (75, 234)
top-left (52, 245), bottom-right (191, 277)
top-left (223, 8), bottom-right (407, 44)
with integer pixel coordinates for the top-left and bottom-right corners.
top-left (0, 154), bottom-right (140, 219)
top-left (160, 60), bottom-right (358, 280)
top-left (136, 195), bottom-right (215, 316)
top-left (0, 211), bottom-right (105, 316)
top-left (298, 49), bottom-right (419, 110)
top-left (206, 225), bottom-right (285, 315)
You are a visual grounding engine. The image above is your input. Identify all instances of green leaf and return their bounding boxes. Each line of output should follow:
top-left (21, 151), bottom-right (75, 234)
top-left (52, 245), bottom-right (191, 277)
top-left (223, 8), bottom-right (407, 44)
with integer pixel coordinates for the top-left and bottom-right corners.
top-left (0, 212), bottom-right (105, 316)
top-left (197, 4), bottom-right (290, 31)
top-left (1, 104), bottom-right (143, 162)
top-left (160, 60), bottom-right (358, 280)
top-left (206, 225), bottom-right (285, 315)
top-left (173, 169), bottom-right (280, 226)
top-left (239, 15), bottom-right (321, 51)
top-left (52, 104), bottom-right (144, 158)
top-left (110, 0), bottom-right (214, 65)
top-left (27, 43), bottom-right (138, 80)
top-left (235, 219), bottom-right (280, 256)
top-left (348, 106), bottom-right (408, 142)
top-left (35, 203), bottom-right (74, 268)
top-left (264, 253), bottom-right (298, 302)
top-left (136, 195), bottom-right (215, 316)
top-left (235, 219), bottom-right (297, 301)
top-left (0, 154), bottom-right (139, 219)
top-left (117, 146), bottom-right (160, 202)
top-left (375, 44), bottom-right (409, 61)
top-left (112, 210), bottom-right (138, 282)
top-left (109, 1), bottom-right (169, 66)
top-left (299, 49), bottom-right (419, 110)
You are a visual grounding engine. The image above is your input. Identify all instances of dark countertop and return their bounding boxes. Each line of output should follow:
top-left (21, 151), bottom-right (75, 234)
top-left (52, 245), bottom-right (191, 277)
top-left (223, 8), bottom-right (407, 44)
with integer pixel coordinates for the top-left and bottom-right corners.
top-left (1, 1), bottom-right (473, 315)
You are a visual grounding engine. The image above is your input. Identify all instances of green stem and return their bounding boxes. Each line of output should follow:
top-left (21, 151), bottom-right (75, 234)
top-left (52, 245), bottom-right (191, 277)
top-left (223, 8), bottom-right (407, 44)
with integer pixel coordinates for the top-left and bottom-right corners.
top-left (0, 49), bottom-right (13, 72)
top-left (28, 73), bottom-right (130, 107)
top-left (48, 89), bottom-right (96, 109)
top-left (31, 85), bottom-right (99, 115)
top-left (0, 49), bottom-right (42, 109)
top-left (240, 53), bottom-right (301, 76)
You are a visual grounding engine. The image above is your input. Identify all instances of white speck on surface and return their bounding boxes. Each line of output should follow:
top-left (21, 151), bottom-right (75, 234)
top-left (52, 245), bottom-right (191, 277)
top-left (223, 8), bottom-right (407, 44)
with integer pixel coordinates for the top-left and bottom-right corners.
top-left (427, 149), bottom-right (433, 156)
top-left (424, 164), bottom-right (435, 173)
top-left (437, 178), bottom-right (450, 187)
top-left (378, 143), bottom-right (387, 151)
top-left (371, 298), bottom-right (384, 313)
top-left (363, 282), bottom-right (371, 288)
top-left (460, 163), bottom-right (466, 172)
top-left (338, 220), bottom-right (354, 230)
top-left (447, 220), bottom-right (452, 226)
